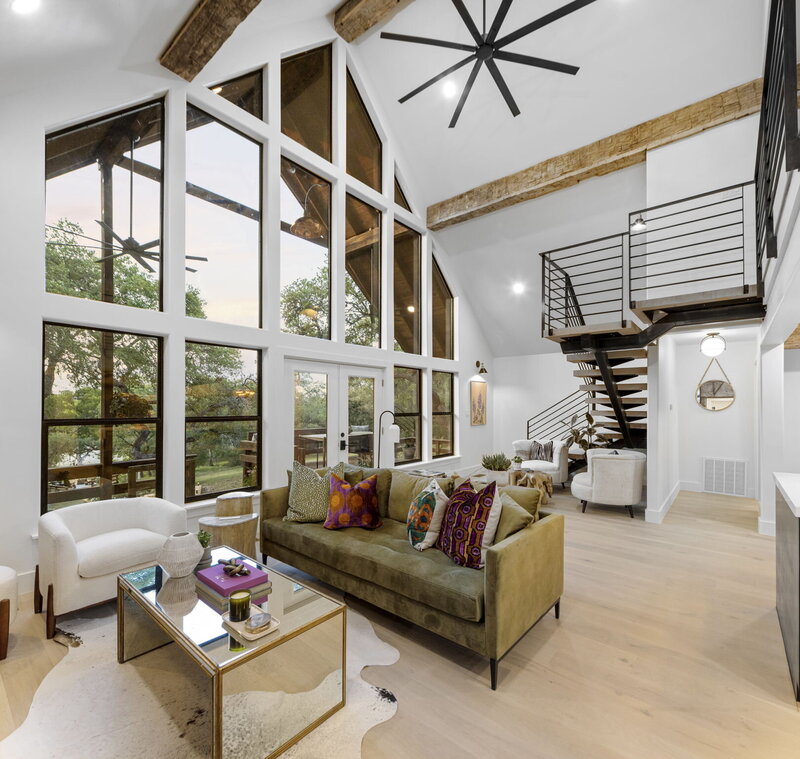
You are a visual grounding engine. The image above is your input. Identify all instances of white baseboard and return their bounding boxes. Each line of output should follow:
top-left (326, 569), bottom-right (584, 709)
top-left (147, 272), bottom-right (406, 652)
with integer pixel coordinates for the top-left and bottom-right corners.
top-left (758, 518), bottom-right (776, 536)
top-left (646, 481), bottom-right (679, 524)
top-left (17, 569), bottom-right (35, 595)
top-left (679, 480), bottom-right (756, 499)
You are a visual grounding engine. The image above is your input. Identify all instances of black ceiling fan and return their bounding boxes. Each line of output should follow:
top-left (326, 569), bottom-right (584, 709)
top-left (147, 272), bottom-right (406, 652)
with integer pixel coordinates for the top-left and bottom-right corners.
top-left (382, 0), bottom-right (597, 127)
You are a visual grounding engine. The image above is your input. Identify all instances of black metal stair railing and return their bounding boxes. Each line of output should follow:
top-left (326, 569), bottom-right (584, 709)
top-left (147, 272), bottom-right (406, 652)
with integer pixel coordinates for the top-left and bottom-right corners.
top-left (526, 389), bottom-right (588, 442)
top-left (756, 0), bottom-right (800, 275)
top-left (541, 234), bottom-right (625, 337)
top-left (627, 182), bottom-right (757, 308)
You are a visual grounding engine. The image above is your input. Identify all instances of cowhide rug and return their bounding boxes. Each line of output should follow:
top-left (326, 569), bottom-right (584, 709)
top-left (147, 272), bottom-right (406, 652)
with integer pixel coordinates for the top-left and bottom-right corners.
top-left (0, 606), bottom-right (398, 759)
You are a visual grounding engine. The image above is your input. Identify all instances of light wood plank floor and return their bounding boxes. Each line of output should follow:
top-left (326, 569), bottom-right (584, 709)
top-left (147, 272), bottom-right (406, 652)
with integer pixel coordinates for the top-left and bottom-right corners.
top-left (2, 490), bottom-right (799, 758)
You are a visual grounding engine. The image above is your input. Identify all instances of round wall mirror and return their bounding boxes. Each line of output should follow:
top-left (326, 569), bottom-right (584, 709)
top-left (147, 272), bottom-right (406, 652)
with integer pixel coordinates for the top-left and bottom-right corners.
top-left (696, 379), bottom-right (735, 412)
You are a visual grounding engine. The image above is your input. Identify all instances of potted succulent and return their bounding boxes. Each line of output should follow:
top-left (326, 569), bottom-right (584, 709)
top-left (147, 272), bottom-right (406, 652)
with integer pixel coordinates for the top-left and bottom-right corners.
top-left (196, 529), bottom-right (213, 569)
top-left (482, 452), bottom-right (512, 486)
top-left (512, 455), bottom-right (523, 471)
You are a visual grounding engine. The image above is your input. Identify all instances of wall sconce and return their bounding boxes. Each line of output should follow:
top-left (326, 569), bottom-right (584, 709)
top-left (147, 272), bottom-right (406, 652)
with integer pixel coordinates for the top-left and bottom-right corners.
top-left (472, 360), bottom-right (488, 382)
top-left (377, 410), bottom-right (401, 468)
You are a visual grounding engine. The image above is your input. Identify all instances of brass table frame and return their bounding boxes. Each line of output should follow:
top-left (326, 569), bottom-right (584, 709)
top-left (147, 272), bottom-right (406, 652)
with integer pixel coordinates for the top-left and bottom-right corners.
top-left (117, 555), bottom-right (346, 758)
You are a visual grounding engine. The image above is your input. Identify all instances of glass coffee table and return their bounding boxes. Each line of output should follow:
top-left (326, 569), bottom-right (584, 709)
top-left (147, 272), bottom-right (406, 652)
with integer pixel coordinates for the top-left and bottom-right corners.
top-left (117, 546), bottom-right (346, 759)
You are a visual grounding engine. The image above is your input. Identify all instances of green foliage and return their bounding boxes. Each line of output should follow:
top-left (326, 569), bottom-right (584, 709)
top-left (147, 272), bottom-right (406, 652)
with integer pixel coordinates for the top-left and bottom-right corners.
top-left (512, 455), bottom-right (523, 463)
top-left (482, 452), bottom-right (511, 471)
top-left (197, 530), bottom-right (212, 549)
top-left (563, 412), bottom-right (611, 452)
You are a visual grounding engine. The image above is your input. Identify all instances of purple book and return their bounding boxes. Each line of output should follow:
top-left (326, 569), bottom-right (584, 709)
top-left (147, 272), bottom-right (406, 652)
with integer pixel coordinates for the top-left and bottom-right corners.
top-left (196, 563), bottom-right (269, 596)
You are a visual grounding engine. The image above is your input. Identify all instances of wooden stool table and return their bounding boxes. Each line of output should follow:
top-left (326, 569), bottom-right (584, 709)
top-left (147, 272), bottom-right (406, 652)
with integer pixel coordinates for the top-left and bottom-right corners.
top-left (198, 513), bottom-right (259, 560)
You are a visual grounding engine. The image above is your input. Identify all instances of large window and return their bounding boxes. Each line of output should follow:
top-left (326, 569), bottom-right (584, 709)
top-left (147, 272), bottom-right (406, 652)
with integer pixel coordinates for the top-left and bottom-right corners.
top-left (211, 69), bottom-right (264, 120)
top-left (185, 343), bottom-right (261, 500)
top-left (43, 324), bottom-right (162, 512)
top-left (280, 157), bottom-right (332, 339)
top-left (45, 101), bottom-right (164, 309)
top-left (393, 222), bottom-right (421, 354)
top-left (346, 71), bottom-right (382, 191)
top-left (186, 105), bottom-right (261, 327)
top-left (281, 45), bottom-right (332, 161)
top-left (432, 371), bottom-right (454, 458)
top-left (394, 366), bottom-right (422, 464)
top-left (345, 194), bottom-right (381, 348)
top-left (432, 257), bottom-right (455, 360)
top-left (394, 174), bottom-right (411, 211)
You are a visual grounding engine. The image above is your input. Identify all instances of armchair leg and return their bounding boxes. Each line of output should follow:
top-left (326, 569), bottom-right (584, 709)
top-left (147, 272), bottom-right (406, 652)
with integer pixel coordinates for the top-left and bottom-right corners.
top-left (627, 505), bottom-right (634, 519)
top-left (554, 599), bottom-right (560, 620)
top-left (261, 553), bottom-right (268, 565)
top-left (34, 565), bottom-right (42, 614)
top-left (45, 584), bottom-right (55, 640)
top-left (0, 599), bottom-right (9, 660)
top-left (581, 500), bottom-right (587, 513)
top-left (489, 658), bottom-right (498, 691)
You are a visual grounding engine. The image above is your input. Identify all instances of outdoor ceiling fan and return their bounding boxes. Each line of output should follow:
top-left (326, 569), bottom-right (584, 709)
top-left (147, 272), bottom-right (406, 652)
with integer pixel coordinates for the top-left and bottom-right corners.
top-left (382, 0), bottom-right (597, 127)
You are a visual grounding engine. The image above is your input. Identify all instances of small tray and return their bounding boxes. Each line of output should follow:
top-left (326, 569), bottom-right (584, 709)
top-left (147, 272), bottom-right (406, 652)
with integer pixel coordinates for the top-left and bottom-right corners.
top-left (222, 607), bottom-right (281, 641)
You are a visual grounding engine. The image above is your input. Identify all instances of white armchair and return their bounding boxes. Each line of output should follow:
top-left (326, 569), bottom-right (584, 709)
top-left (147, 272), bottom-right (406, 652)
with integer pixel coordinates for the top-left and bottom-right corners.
top-left (512, 439), bottom-right (570, 487)
top-left (571, 449), bottom-right (646, 518)
top-left (35, 497), bottom-right (187, 637)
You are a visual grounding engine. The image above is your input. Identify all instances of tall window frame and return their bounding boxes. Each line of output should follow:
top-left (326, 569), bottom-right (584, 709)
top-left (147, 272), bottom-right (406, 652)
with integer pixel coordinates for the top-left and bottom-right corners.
top-left (432, 256), bottom-right (455, 360)
top-left (41, 322), bottom-right (163, 514)
top-left (431, 371), bottom-right (454, 459)
top-left (184, 341), bottom-right (262, 502)
top-left (394, 366), bottom-right (422, 465)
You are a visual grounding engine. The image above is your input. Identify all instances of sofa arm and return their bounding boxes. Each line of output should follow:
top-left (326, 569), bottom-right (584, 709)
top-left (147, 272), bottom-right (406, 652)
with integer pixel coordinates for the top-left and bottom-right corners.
top-left (484, 513), bottom-right (564, 659)
top-left (37, 512), bottom-right (80, 594)
top-left (261, 486), bottom-right (289, 521)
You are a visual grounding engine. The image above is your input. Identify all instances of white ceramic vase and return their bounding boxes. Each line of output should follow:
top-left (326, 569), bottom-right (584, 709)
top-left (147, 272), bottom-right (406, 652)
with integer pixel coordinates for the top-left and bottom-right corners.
top-left (485, 470), bottom-right (509, 487)
top-left (156, 575), bottom-right (199, 618)
top-left (158, 532), bottom-right (203, 578)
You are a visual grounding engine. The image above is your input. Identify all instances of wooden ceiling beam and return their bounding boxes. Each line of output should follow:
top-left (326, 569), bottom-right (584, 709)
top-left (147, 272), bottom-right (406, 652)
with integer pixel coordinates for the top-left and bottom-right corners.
top-left (334, 0), bottom-right (414, 43)
top-left (426, 73), bottom-right (780, 231)
top-left (160, 0), bottom-right (262, 82)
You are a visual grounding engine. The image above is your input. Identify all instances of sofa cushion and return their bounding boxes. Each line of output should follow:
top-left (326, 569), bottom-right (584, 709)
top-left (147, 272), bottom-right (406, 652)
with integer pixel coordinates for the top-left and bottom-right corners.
top-left (407, 479), bottom-right (449, 550)
top-left (286, 461), bottom-right (346, 523)
top-left (437, 480), bottom-right (498, 569)
top-left (324, 473), bottom-right (382, 530)
top-left (495, 494), bottom-right (534, 544)
top-left (358, 466), bottom-right (392, 517)
top-left (263, 517), bottom-right (484, 621)
top-left (500, 485), bottom-right (541, 520)
top-left (388, 470), bottom-right (454, 522)
top-left (77, 528), bottom-right (167, 579)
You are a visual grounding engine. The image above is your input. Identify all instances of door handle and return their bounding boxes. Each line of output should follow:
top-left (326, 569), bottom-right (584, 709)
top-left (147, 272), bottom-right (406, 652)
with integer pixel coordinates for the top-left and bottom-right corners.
top-left (340, 439), bottom-right (347, 451)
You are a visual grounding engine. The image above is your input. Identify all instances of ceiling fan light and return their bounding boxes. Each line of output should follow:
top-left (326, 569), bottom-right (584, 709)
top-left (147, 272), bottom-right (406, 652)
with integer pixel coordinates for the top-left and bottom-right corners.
top-left (630, 215), bottom-right (647, 233)
top-left (701, 332), bottom-right (726, 357)
top-left (290, 216), bottom-right (325, 240)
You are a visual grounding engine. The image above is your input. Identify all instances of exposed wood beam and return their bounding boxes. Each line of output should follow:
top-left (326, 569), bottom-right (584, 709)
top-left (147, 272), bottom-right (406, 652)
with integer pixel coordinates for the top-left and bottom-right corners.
top-left (160, 0), bottom-right (262, 82)
top-left (785, 324), bottom-right (800, 349)
top-left (426, 72), bottom-right (789, 231)
top-left (334, 0), bottom-right (414, 43)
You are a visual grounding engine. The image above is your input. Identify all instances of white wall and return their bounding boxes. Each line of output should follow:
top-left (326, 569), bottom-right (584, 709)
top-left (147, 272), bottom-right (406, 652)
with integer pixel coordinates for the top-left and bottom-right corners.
top-left (0, 17), bottom-right (495, 592)
top-left (783, 350), bottom-right (800, 465)
top-left (492, 354), bottom-right (580, 454)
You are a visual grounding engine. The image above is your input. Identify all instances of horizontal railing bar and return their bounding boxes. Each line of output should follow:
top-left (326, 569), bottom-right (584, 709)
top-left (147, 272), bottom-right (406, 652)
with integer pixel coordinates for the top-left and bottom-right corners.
top-left (628, 232), bottom-right (744, 259)
top-left (629, 208), bottom-right (743, 237)
top-left (44, 417), bottom-right (160, 426)
top-left (541, 232), bottom-right (626, 257)
top-left (631, 270), bottom-right (745, 290)
top-left (630, 220), bottom-right (742, 247)
top-left (633, 195), bottom-right (745, 226)
top-left (559, 263), bottom-right (623, 279)
top-left (629, 245), bottom-right (744, 271)
top-left (628, 180), bottom-right (754, 217)
top-left (630, 261), bottom-right (744, 282)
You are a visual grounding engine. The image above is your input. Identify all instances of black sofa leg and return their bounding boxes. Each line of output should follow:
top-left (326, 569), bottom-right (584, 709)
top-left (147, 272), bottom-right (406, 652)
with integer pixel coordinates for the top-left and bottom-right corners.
top-left (554, 599), bottom-right (560, 620)
top-left (490, 658), bottom-right (498, 690)
top-left (581, 500), bottom-right (587, 513)
top-left (261, 553), bottom-right (268, 564)
top-left (627, 505), bottom-right (634, 519)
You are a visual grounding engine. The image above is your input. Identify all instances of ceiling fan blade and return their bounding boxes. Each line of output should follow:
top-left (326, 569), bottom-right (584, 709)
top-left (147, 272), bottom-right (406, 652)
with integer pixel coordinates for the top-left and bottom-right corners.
top-left (130, 254), bottom-right (156, 273)
top-left (380, 32), bottom-right (474, 53)
top-left (95, 219), bottom-right (126, 247)
top-left (95, 252), bottom-right (128, 263)
top-left (139, 239), bottom-right (160, 250)
top-left (495, 0), bottom-right (597, 49)
top-left (185, 255), bottom-right (209, 262)
top-left (449, 59), bottom-right (483, 128)
top-left (485, 58), bottom-right (520, 117)
top-left (450, 0), bottom-right (483, 45)
top-left (494, 50), bottom-right (579, 75)
top-left (399, 53), bottom-right (477, 104)
top-left (487, 0), bottom-right (514, 44)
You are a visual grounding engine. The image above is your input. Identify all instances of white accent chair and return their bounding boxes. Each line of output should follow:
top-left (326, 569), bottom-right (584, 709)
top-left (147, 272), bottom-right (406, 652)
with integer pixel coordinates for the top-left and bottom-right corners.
top-left (512, 439), bottom-right (570, 487)
top-left (35, 497), bottom-right (187, 638)
top-left (571, 449), bottom-right (646, 518)
top-left (0, 566), bottom-right (18, 660)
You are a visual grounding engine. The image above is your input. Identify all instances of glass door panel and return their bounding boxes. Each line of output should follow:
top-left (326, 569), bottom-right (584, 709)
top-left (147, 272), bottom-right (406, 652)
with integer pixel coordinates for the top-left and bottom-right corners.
top-left (292, 370), bottom-right (329, 468)
top-left (346, 375), bottom-right (376, 468)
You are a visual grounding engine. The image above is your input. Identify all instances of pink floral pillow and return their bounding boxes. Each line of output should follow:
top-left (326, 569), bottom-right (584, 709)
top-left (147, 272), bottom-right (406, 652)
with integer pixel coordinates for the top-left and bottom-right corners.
top-left (324, 473), bottom-right (382, 530)
top-left (436, 479), bottom-right (497, 569)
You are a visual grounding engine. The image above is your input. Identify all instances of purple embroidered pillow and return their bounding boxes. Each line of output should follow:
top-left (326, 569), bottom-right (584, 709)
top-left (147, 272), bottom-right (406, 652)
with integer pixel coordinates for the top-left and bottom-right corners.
top-left (324, 473), bottom-right (382, 530)
top-left (436, 479), bottom-right (497, 569)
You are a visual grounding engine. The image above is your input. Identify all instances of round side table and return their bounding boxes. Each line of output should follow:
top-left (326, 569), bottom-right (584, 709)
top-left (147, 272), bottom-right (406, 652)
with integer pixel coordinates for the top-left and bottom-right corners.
top-left (199, 514), bottom-right (259, 560)
top-left (0, 566), bottom-right (18, 660)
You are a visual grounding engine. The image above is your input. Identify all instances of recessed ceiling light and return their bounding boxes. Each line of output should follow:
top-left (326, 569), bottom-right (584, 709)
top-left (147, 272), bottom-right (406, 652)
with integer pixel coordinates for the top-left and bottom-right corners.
top-left (512, 282), bottom-right (525, 295)
top-left (11, 0), bottom-right (40, 14)
top-left (442, 80), bottom-right (457, 99)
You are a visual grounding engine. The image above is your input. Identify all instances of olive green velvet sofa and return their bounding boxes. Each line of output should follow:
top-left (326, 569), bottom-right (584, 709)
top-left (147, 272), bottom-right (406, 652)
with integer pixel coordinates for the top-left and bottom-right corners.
top-left (260, 470), bottom-right (564, 689)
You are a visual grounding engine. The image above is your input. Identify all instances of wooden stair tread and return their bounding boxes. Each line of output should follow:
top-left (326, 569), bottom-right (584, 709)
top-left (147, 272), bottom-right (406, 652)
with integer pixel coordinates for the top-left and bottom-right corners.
top-left (567, 349), bottom-right (648, 364)
top-left (591, 409), bottom-right (648, 418)
top-left (589, 397), bottom-right (648, 406)
top-left (598, 420), bottom-right (647, 430)
top-left (579, 383), bottom-right (647, 393)
top-left (631, 284), bottom-right (763, 324)
top-left (574, 367), bottom-right (648, 378)
top-left (546, 320), bottom-right (641, 341)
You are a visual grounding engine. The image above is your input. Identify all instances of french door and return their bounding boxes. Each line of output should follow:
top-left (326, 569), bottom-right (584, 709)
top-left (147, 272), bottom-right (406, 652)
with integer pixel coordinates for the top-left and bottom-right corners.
top-left (287, 361), bottom-right (383, 470)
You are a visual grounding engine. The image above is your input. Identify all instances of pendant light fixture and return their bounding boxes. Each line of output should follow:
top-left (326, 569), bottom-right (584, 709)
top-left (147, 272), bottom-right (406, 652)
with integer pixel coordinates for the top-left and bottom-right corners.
top-left (290, 183), bottom-right (326, 240)
top-left (630, 215), bottom-right (647, 233)
top-left (700, 332), bottom-right (726, 357)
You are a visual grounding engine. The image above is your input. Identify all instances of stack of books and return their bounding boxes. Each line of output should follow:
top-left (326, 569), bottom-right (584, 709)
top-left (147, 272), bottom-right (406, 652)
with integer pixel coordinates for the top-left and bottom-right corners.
top-left (195, 562), bottom-right (272, 612)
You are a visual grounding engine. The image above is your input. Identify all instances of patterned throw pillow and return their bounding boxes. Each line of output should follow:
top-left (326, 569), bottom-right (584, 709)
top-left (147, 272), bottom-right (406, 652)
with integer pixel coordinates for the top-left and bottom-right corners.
top-left (324, 473), bottom-right (382, 530)
top-left (437, 480), bottom-right (499, 569)
top-left (406, 479), bottom-right (449, 550)
top-left (285, 461), bottom-right (345, 522)
top-left (530, 440), bottom-right (554, 462)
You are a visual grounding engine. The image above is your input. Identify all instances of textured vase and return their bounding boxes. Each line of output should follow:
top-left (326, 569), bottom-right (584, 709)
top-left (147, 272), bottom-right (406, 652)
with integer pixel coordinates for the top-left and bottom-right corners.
top-left (485, 470), bottom-right (509, 487)
top-left (156, 575), bottom-right (198, 618)
top-left (157, 532), bottom-right (203, 578)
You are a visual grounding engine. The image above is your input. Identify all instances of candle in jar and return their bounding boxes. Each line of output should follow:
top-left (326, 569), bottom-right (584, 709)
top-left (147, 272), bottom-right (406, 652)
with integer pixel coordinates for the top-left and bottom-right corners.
top-left (229, 590), bottom-right (251, 623)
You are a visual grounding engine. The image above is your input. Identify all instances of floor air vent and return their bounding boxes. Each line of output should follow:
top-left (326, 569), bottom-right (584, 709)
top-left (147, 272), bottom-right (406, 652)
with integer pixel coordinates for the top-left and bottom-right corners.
top-left (703, 458), bottom-right (746, 496)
